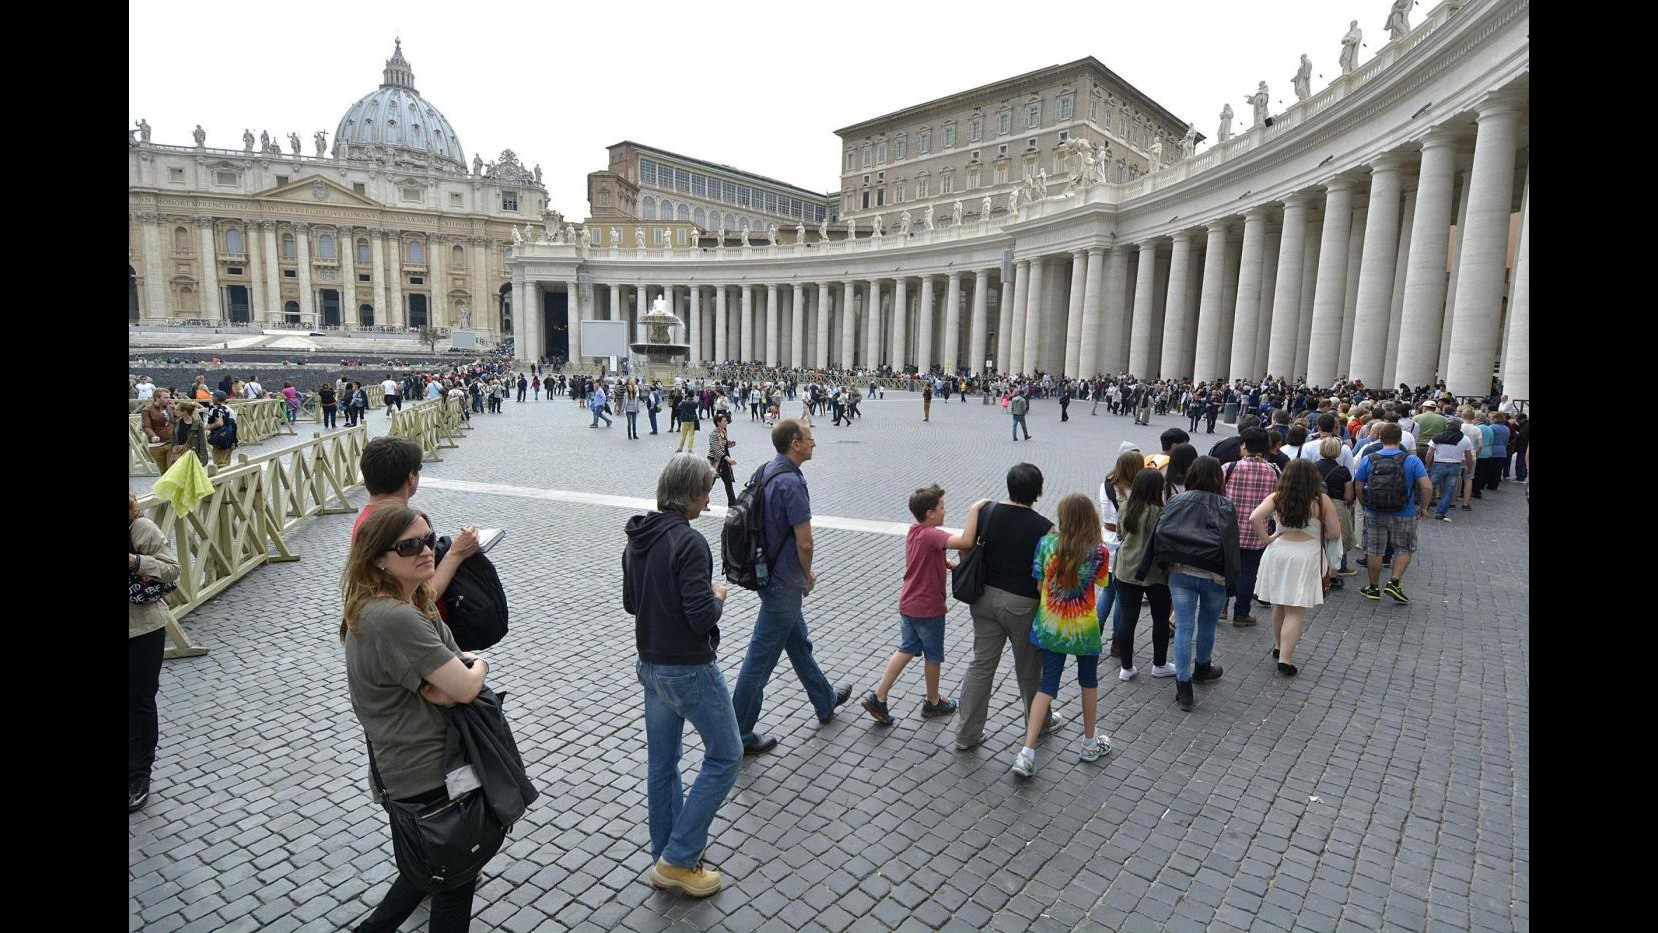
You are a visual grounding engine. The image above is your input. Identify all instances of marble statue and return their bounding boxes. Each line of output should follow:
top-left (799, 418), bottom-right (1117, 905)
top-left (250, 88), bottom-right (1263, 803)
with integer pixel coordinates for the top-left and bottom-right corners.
top-left (740, 227), bottom-right (750, 247)
top-left (717, 224), bottom-right (727, 243)
top-left (473, 154), bottom-right (484, 176)
top-left (1060, 137), bottom-right (1093, 191)
top-left (1339, 21), bottom-right (1363, 75)
top-left (136, 118), bottom-right (151, 142)
top-left (566, 224), bottom-right (578, 244)
top-left (636, 227), bottom-right (647, 248)
top-left (845, 217), bottom-right (856, 240)
top-left (796, 222), bottom-right (806, 243)
top-left (922, 205), bottom-right (935, 230)
top-left (511, 226), bottom-right (524, 246)
top-left (259, 130), bottom-right (270, 152)
top-left (288, 132), bottom-right (302, 154)
top-left (1181, 123), bottom-right (1199, 156)
top-left (314, 129), bottom-right (328, 157)
top-left (652, 295), bottom-right (669, 316)
top-left (818, 218), bottom-right (829, 241)
top-left (1218, 104), bottom-right (1235, 142)
top-left (458, 305), bottom-right (471, 329)
top-left (981, 195), bottom-right (994, 220)
top-left (1149, 135), bottom-right (1163, 170)
top-left (871, 215), bottom-right (883, 238)
top-left (610, 228), bottom-right (621, 248)
top-left (581, 226), bottom-right (593, 248)
top-left (534, 163), bottom-right (543, 184)
top-left (952, 199), bottom-right (964, 226)
top-left (1293, 54), bottom-right (1313, 101)
top-left (193, 124), bottom-right (206, 147)
top-left (1385, 0), bottom-right (1412, 41)
top-left (899, 210), bottom-right (913, 236)
top-left (1035, 168), bottom-right (1049, 199)
top-left (689, 226), bottom-right (701, 245)
top-left (243, 129), bottom-right (255, 152)
top-left (1246, 83), bottom-right (1270, 127)
top-left (1008, 190), bottom-right (1021, 216)
top-left (767, 224), bottom-right (779, 247)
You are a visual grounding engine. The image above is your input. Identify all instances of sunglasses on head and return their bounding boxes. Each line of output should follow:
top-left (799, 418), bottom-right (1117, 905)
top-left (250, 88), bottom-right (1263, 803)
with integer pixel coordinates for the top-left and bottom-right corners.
top-left (388, 532), bottom-right (438, 558)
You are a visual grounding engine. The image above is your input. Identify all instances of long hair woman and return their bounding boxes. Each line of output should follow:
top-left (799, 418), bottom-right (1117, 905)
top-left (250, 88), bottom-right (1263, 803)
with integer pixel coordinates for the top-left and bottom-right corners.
top-left (1098, 449), bottom-right (1144, 652)
top-left (129, 492), bottom-right (179, 812)
top-left (1249, 459), bottom-right (1341, 675)
top-left (1112, 469), bottom-right (1174, 681)
top-left (1150, 456), bottom-right (1240, 712)
top-left (343, 505), bottom-right (492, 932)
top-left (1163, 442), bottom-right (1199, 502)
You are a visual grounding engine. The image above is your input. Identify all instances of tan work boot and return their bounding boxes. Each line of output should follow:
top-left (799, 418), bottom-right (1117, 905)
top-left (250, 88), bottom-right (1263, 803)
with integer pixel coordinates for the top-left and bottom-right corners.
top-left (649, 858), bottom-right (723, 897)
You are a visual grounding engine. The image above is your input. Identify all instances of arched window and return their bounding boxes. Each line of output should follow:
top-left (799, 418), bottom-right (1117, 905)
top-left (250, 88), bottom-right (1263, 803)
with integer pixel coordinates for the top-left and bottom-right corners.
top-left (408, 240), bottom-right (424, 264)
top-left (676, 203), bottom-right (690, 222)
top-left (226, 228), bottom-right (244, 255)
top-left (284, 300), bottom-right (300, 319)
top-left (724, 213), bottom-right (735, 231)
top-left (660, 199), bottom-right (673, 219)
top-left (173, 227), bottom-right (190, 253)
top-left (357, 239), bottom-right (370, 262)
top-left (452, 244), bottom-right (464, 267)
top-left (739, 217), bottom-right (750, 230)
top-left (318, 234), bottom-right (336, 260)
top-left (282, 235), bottom-right (296, 260)
top-left (386, 119), bottom-right (400, 144)
top-left (411, 124), bottom-right (423, 147)
top-left (694, 207), bottom-right (706, 228)
top-left (642, 196), bottom-right (656, 221)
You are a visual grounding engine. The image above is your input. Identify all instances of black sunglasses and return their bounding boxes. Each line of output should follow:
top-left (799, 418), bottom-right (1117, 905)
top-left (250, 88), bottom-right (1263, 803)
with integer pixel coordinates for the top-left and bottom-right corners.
top-left (388, 532), bottom-right (438, 558)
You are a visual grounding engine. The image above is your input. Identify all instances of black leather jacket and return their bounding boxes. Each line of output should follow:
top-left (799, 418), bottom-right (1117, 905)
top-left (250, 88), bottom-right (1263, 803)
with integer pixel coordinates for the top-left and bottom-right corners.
top-left (1139, 490), bottom-right (1241, 588)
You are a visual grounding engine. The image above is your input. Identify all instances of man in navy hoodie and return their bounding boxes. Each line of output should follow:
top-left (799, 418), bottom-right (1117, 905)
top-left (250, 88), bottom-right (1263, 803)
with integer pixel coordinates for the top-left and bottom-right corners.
top-left (623, 455), bottom-right (737, 898)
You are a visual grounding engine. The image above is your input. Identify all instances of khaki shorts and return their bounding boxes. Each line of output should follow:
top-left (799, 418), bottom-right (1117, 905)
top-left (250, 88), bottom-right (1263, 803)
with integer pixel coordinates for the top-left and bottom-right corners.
top-left (1363, 512), bottom-right (1418, 555)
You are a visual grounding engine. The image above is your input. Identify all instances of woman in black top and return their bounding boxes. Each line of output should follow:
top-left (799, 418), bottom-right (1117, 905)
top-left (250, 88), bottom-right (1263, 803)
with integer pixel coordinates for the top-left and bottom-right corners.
top-left (955, 463), bottom-right (1057, 752)
top-left (318, 383), bottom-right (337, 429)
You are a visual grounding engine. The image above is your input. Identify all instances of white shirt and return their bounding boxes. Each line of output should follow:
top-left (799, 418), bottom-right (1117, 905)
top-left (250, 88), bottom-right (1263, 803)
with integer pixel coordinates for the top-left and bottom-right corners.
top-left (135, 382), bottom-right (154, 400)
top-left (1432, 435), bottom-right (1474, 466)
top-left (1298, 436), bottom-right (1353, 471)
top-left (381, 379), bottom-right (400, 396)
top-left (246, 381), bottom-right (263, 399)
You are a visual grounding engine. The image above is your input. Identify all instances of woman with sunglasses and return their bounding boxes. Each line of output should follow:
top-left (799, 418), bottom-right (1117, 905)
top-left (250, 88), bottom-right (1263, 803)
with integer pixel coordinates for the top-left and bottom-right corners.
top-left (343, 505), bottom-right (493, 932)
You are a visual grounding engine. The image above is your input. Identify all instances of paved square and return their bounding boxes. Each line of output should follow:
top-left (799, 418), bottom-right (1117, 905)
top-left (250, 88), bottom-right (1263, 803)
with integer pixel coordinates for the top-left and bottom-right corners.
top-left (129, 389), bottom-right (1529, 932)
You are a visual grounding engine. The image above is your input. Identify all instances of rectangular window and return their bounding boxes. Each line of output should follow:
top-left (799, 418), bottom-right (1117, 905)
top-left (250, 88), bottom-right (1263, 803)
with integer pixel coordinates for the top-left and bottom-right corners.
top-left (918, 178), bottom-right (928, 198)
top-left (168, 167), bottom-right (184, 183)
top-left (675, 169), bottom-right (690, 192)
top-left (970, 149), bottom-right (980, 162)
top-left (998, 144), bottom-right (1009, 157)
top-left (969, 118), bottom-right (982, 141)
top-left (227, 267), bottom-right (243, 276)
top-left (1026, 105), bottom-right (1040, 128)
top-left (400, 186), bottom-right (421, 202)
top-left (998, 112), bottom-right (1011, 135)
top-left (410, 276), bottom-right (424, 285)
top-left (876, 143), bottom-right (886, 163)
top-left (283, 269), bottom-right (296, 278)
top-left (358, 273), bottom-right (371, 282)
top-left (943, 125), bottom-right (956, 148)
top-left (967, 167), bottom-right (981, 189)
top-left (1058, 97), bottom-right (1074, 120)
top-left (599, 192), bottom-right (610, 206)
top-left (738, 186), bottom-right (751, 207)
top-left (876, 188), bottom-right (885, 206)
top-left (918, 131), bottom-right (930, 154)
top-left (450, 192), bottom-right (462, 206)
top-left (502, 190), bottom-right (518, 211)
top-left (895, 138), bottom-right (906, 159)
top-left (847, 152), bottom-right (855, 170)
top-left (861, 191), bottom-right (870, 209)
top-left (994, 164), bottom-right (1009, 185)
top-left (693, 174), bottom-right (707, 197)
top-left (353, 182), bottom-right (367, 194)
top-left (274, 175), bottom-right (289, 186)
top-left (895, 183), bottom-right (905, 203)
top-left (1090, 96), bottom-right (1098, 120)
top-left (1027, 137), bottom-right (1038, 150)
top-left (764, 192), bottom-right (777, 213)
top-left (942, 173), bottom-right (954, 194)
top-left (640, 160), bottom-right (656, 185)
top-left (862, 146), bottom-right (872, 168)
top-left (722, 180), bottom-right (736, 203)
top-left (1059, 130), bottom-right (1069, 143)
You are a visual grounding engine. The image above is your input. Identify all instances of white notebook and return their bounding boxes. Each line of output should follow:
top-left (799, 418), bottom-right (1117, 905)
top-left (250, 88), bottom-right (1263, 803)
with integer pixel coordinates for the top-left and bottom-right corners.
top-left (476, 528), bottom-right (505, 554)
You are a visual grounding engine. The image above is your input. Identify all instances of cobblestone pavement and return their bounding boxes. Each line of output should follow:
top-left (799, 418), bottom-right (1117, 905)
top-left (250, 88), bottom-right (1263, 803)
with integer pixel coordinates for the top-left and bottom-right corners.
top-left (128, 390), bottom-right (1529, 932)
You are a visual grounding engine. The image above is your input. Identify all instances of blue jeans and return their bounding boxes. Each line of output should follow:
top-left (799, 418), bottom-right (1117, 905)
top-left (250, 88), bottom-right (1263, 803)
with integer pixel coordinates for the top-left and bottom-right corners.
top-left (732, 585), bottom-right (838, 744)
top-left (1170, 572), bottom-right (1226, 681)
top-left (897, 614), bottom-right (947, 663)
top-left (637, 661), bottom-right (742, 868)
top-left (1011, 414), bottom-right (1030, 439)
top-left (1096, 577), bottom-right (1118, 636)
top-left (626, 409), bottom-right (639, 437)
top-left (591, 406), bottom-right (612, 426)
top-left (1431, 462), bottom-right (1463, 518)
top-left (647, 408), bottom-right (659, 433)
top-left (1233, 547), bottom-right (1264, 619)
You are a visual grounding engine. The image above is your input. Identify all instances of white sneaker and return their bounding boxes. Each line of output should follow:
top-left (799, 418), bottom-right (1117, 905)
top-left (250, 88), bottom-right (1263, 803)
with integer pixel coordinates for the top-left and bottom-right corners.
top-left (1078, 735), bottom-right (1111, 762)
top-left (1150, 663), bottom-right (1178, 678)
top-left (1010, 751), bottom-right (1035, 778)
top-left (1040, 713), bottom-right (1065, 736)
top-left (1119, 667), bottom-right (1138, 682)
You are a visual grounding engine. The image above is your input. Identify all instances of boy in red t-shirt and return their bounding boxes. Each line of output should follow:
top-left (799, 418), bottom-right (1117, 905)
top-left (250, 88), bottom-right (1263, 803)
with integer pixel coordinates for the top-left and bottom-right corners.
top-left (860, 485), bottom-right (990, 725)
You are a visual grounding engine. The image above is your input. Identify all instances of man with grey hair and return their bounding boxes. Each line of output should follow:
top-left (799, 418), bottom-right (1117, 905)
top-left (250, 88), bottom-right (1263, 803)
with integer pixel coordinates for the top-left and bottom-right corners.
top-left (623, 455), bottom-right (738, 898)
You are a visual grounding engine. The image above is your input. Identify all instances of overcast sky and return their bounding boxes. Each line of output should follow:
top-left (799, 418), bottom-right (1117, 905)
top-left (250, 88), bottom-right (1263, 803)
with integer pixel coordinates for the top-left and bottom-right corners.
top-left (129, 0), bottom-right (1442, 216)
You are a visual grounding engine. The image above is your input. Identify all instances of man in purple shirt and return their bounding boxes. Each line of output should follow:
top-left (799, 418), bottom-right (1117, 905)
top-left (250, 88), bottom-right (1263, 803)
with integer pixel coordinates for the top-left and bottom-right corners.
top-left (730, 420), bottom-right (852, 755)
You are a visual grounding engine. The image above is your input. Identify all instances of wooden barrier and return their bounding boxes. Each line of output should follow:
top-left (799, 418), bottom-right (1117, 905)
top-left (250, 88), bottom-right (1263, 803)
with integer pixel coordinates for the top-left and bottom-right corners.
top-left (130, 414), bottom-right (161, 476)
top-left (225, 398), bottom-right (295, 444)
top-left (135, 425), bottom-right (370, 659)
top-left (390, 398), bottom-right (459, 462)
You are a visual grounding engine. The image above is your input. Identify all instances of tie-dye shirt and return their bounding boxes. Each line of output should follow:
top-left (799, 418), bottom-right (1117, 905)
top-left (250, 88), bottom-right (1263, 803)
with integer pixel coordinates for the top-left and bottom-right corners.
top-left (1028, 534), bottom-right (1110, 655)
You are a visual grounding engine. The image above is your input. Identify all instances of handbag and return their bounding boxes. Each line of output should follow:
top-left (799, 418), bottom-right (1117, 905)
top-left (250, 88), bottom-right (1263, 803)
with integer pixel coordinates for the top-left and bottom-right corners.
top-left (368, 741), bottom-right (505, 894)
top-left (128, 529), bottom-right (177, 605)
top-left (950, 502), bottom-right (996, 604)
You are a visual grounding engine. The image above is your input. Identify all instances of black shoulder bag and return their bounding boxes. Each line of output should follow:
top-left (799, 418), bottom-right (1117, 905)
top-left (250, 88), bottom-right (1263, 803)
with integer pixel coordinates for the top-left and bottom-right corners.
top-left (950, 502), bottom-right (996, 604)
top-left (366, 728), bottom-right (505, 893)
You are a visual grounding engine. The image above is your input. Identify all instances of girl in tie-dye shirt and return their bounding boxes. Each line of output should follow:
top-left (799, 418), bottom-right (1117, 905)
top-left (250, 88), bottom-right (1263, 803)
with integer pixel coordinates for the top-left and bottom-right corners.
top-left (1010, 493), bottom-right (1113, 779)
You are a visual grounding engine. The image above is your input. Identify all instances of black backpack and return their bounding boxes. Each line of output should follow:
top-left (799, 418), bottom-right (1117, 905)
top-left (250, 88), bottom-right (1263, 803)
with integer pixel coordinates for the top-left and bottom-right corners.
top-left (722, 461), bottom-right (800, 590)
top-left (434, 538), bottom-right (509, 651)
top-left (208, 410), bottom-right (238, 449)
top-left (1362, 452), bottom-right (1410, 512)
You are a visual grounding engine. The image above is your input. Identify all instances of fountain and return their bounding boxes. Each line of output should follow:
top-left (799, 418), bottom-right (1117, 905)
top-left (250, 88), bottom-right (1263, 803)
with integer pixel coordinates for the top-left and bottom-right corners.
top-left (630, 295), bottom-right (690, 385)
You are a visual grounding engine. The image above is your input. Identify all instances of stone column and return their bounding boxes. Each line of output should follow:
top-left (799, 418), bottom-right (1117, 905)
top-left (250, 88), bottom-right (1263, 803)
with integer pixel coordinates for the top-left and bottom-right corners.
top-left (430, 235), bottom-right (449, 328)
top-left (840, 281), bottom-right (857, 368)
top-left (714, 285), bottom-right (729, 362)
top-left (387, 232), bottom-right (404, 328)
top-left (1063, 250), bottom-right (1089, 376)
top-left (1102, 247), bottom-right (1130, 375)
top-left (1265, 195), bottom-right (1309, 378)
top-left (137, 214), bottom-right (168, 320)
top-left (1022, 258), bottom-right (1047, 376)
top-left (916, 276), bottom-right (936, 374)
top-left (339, 226), bottom-right (356, 326)
top-left (1306, 180), bottom-right (1356, 386)
top-left (1007, 263), bottom-right (1029, 374)
top-left (1228, 208), bottom-right (1270, 381)
top-left (1041, 261), bottom-right (1068, 375)
top-left (1446, 99), bottom-right (1522, 397)
top-left (739, 285), bottom-right (754, 362)
top-left (1216, 232), bottom-right (1242, 376)
top-left (1128, 243), bottom-right (1159, 377)
top-left (1253, 219), bottom-right (1279, 379)
top-left (1394, 131), bottom-right (1460, 389)
top-left (891, 277), bottom-right (909, 370)
top-left (567, 279), bottom-right (584, 363)
top-left (860, 279), bottom-right (878, 369)
top-left (1076, 249), bottom-right (1105, 378)
top-left (635, 286), bottom-right (648, 343)
top-left (196, 218), bottom-right (220, 319)
top-left (262, 221), bottom-right (283, 323)
top-left (1294, 220), bottom-right (1321, 379)
top-left (603, 284), bottom-right (617, 323)
top-left (969, 269), bottom-right (991, 376)
top-left (996, 271), bottom-right (1014, 372)
top-left (470, 236), bottom-right (489, 337)
top-left (1159, 232), bottom-right (1195, 379)
top-left (294, 224), bottom-right (315, 322)
top-left (516, 283), bottom-right (537, 364)
top-left (764, 283), bottom-right (779, 367)
top-left (687, 286), bottom-right (701, 365)
top-left (1382, 189), bottom-right (1416, 388)
top-left (813, 284), bottom-right (829, 369)
top-left (786, 284), bottom-right (804, 369)
top-left (941, 272), bottom-right (963, 374)
top-left (1500, 166), bottom-right (1530, 401)
top-left (1348, 154), bottom-right (1407, 386)
top-left (368, 228), bottom-right (386, 327)
top-left (1438, 168), bottom-right (1474, 380)
top-left (1336, 208), bottom-right (1366, 378)
top-left (1192, 222), bottom-right (1231, 383)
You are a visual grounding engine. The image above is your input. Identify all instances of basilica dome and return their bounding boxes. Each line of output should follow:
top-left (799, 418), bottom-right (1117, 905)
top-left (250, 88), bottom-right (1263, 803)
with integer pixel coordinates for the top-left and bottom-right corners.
top-left (334, 40), bottom-right (466, 174)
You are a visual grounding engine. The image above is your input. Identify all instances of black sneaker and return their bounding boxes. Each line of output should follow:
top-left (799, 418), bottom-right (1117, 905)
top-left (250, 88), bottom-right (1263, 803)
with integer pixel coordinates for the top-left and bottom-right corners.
top-left (1383, 581), bottom-right (1409, 603)
top-left (820, 684), bottom-right (854, 723)
top-left (1360, 584), bottom-right (1381, 600)
top-left (920, 697), bottom-right (959, 718)
top-left (127, 778), bottom-right (150, 814)
top-left (860, 692), bottom-right (894, 726)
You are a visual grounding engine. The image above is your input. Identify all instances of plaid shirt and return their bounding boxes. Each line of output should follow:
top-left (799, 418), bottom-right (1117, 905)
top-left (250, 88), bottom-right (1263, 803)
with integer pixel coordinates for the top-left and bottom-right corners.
top-left (1223, 457), bottom-right (1281, 550)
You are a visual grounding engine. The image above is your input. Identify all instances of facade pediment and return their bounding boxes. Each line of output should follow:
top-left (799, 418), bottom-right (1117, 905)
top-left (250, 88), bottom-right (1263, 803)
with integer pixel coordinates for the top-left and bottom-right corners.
top-left (256, 175), bottom-right (378, 206)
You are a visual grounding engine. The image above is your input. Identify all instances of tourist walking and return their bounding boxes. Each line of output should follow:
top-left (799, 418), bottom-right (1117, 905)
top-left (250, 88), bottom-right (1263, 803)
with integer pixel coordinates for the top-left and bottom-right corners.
top-left (1009, 392), bottom-right (1031, 441)
top-left (675, 392), bottom-right (700, 452)
top-left (1353, 423), bottom-right (1432, 603)
top-left (707, 413), bottom-right (737, 505)
top-left (141, 388), bottom-right (175, 474)
top-left (590, 381), bottom-right (613, 428)
top-left (1144, 457), bottom-right (1240, 712)
top-left (1249, 459), bottom-right (1341, 676)
top-left (623, 384), bottom-right (642, 440)
top-left (129, 492), bottom-right (180, 813)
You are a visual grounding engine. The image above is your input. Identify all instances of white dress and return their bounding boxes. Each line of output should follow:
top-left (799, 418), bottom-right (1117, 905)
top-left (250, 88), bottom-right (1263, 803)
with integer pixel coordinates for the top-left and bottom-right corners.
top-left (1254, 512), bottom-right (1326, 608)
